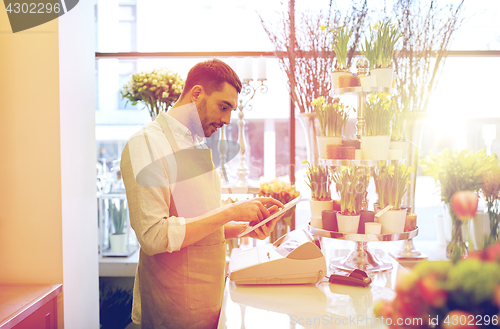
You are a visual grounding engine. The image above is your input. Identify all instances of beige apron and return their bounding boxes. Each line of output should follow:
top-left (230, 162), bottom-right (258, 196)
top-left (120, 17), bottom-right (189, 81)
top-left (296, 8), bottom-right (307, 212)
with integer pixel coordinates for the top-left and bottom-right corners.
top-left (139, 115), bottom-right (225, 329)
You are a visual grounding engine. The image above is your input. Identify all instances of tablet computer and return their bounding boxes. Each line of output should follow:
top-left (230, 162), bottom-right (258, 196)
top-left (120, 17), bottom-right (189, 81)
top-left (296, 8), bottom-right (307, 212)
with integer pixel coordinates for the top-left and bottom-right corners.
top-left (237, 195), bottom-right (302, 238)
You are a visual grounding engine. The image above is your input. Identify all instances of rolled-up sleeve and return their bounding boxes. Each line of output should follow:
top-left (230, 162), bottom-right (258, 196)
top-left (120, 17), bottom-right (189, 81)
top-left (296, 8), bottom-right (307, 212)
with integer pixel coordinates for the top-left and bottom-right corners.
top-left (121, 141), bottom-right (186, 255)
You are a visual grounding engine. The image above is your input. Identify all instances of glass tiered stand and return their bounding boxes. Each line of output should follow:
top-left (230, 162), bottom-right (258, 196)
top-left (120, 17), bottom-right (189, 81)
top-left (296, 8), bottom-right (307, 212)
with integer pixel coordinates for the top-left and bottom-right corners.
top-left (307, 83), bottom-right (419, 274)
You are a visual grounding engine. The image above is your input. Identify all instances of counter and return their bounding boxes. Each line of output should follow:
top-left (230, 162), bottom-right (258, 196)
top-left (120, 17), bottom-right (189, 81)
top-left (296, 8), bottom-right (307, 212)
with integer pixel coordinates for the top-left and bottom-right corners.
top-left (0, 284), bottom-right (62, 329)
top-left (218, 238), bottom-right (414, 329)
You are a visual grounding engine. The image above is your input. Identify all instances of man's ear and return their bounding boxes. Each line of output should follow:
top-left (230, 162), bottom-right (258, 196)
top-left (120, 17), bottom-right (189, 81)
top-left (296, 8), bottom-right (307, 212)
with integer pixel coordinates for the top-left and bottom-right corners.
top-left (190, 85), bottom-right (204, 103)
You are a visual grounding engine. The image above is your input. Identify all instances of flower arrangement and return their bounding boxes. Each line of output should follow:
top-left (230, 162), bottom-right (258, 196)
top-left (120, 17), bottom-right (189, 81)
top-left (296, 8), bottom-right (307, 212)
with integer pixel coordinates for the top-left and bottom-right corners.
top-left (364, 92), bottom-right (394, 136)
top-left (374, 241), bottom-right (500, 328)
top-left (373, 163), bottom-right (413, 210)
top-left (321, 25), bottom-right (353, 71)
top-left (420, 148), bottom-right (496, 259)
top-left (259, 179), bottom-right (301, 205)
top-left (121, 68), bottom-right (185, 119)
top-left (311, 96), bottom-right (354, 137)
top-left (331, 167), bottom-right (370, 216)
top-left (303, 160), bottom-right (332, 201)
top-left (481, 155), bottom-right (500, 246)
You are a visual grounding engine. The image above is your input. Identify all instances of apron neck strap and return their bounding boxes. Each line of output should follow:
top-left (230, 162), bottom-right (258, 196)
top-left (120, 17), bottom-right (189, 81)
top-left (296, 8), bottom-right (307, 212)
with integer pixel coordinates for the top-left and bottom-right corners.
top-left (156, 113), bottom-right (181, 153)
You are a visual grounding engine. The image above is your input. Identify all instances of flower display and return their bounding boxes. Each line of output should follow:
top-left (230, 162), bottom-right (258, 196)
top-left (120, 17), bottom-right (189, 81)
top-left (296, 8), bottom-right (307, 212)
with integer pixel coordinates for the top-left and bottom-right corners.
top-left (420, 148), bottom-right (496, 260)
top-left (374, 241), bottom-right (500, 328)
top-left (312, 96), bottom-right (354, 137)
top-left (373, 163), bottom-right (413, 210)
top-left (364, 92), bottom-right (393, 136)
top-left (259, 179), bottom-right (300, 205)
top-left (303, 160), bottom-right (332, 201)
top-left (121, 68), bottom-right (185, 119)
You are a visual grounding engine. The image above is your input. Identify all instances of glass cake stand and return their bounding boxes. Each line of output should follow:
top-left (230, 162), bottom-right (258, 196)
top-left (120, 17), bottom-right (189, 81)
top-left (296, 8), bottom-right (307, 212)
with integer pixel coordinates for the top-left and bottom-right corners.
top-left (308, 225), bottom-right (419, 274)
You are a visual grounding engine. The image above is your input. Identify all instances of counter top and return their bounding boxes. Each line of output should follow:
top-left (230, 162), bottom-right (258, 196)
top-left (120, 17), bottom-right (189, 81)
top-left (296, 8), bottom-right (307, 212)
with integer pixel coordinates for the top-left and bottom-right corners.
top-left (218, 238), bottom-right (411, 329)
top-left (0, 283), bottom-right (62, 329)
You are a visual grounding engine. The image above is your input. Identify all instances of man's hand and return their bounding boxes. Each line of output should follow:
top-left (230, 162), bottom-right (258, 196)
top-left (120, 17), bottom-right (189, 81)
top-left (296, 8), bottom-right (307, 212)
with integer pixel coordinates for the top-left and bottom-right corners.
top-left (243, 205), bottom-right (285, 240)
top-left (228, 197), bottom-right (284, 223)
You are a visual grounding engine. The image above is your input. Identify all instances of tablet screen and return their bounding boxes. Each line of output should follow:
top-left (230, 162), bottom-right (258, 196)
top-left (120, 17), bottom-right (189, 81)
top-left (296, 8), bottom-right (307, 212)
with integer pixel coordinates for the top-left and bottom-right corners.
top-left (237, 195), bottom-right (302, 238)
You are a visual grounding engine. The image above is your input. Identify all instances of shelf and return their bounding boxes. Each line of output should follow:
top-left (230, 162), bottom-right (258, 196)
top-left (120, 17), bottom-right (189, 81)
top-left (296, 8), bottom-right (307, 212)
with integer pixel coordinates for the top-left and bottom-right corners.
top-left (309, 226), bottom-right (419, 242)
top-left (319, 158), bottom-right (404, 167)
top-left (331, 86), bottom-right (396, 95)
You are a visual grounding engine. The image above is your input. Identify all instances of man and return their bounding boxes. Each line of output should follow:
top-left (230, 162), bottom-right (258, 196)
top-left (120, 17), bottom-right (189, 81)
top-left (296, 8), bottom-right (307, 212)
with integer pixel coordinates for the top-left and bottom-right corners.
top-left (121, 59), bottom-right (284, 329)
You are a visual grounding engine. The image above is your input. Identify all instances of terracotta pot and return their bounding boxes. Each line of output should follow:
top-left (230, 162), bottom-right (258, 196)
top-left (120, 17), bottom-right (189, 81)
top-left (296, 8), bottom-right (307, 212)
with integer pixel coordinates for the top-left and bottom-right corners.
top-left (331, 71), bottom-right (353, 89)
top-left (317, 136), bottom-right (343, 159)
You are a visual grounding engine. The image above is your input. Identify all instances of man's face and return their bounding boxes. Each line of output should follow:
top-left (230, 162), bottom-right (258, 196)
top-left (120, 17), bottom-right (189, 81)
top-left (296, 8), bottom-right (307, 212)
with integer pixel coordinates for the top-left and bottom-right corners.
top-left (197, 82), bottom-right (238, 138)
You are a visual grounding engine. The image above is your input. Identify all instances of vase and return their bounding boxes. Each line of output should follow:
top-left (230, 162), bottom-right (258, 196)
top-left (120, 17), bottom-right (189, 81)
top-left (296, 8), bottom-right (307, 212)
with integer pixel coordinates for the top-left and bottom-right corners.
top-left (470, 210), bottom-right (490, 250)
top-left (317, 136), bottom-right (343, 159)
top-left (110, 233), bottom-right (127, 254)
top-left (297, 112), bottom-right (320, 166)
top-left (378, 208), bottom-right (407, 234)
top-left (447, 214), bottom-right (468, 261)
top-left (371, 67), bottom-right (393, 88)
top-left (336, 213), bottom-right (360, 234)
top-left (360, 135), bottom-right (391, 160)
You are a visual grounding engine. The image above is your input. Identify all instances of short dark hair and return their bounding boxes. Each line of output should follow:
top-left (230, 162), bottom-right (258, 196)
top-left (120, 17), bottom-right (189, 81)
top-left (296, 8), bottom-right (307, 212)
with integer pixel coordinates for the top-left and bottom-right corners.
top-left (181, 59), bottom-right (242, 98)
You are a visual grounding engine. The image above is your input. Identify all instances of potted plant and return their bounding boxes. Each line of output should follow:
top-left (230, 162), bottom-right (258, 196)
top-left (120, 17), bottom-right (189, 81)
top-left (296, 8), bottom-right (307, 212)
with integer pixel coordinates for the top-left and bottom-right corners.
top-left (389, 96), bottom-right (411, 159)
top-left (361, 92), bottom-right (393, 160)
top-left (312, 96), bottom-right (354, 159)
top-left (370, 19), bottom-right (403, 88)
top-left (109, 199), bottom-right (127, 254)
top-left (121, 67), bottom-right (185, 120)
top-left (420, 148), bottom-right (495, 261)
top-left (373, 163), bottom-right (413, 234)
top-left (303, 160), bottom-right (333, 228)
top-left (331, 166), bottom-right (369, 233)
top-left (358, 25), bottom-right (378, 87)
top-left (321, 24), bottom-right (353, 88)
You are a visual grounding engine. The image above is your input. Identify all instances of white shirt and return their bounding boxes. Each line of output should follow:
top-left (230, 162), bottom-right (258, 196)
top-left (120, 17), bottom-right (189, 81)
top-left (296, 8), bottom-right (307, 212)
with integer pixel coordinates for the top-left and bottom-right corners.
top-left (121, 111), bottom-right (214, 324)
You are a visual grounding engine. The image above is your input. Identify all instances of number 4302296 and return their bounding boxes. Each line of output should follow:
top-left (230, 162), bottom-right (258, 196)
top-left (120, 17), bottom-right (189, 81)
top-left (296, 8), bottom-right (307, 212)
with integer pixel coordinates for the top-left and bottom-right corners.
top-left (6, 2), bottom-right (61, 14)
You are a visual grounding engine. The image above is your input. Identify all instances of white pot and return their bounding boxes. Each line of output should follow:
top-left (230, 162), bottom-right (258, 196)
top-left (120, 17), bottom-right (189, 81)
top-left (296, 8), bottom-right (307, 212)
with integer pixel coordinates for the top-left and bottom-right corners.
top-left (336, 213), bottom-right (360, 234)
top-left (378, 209), bottom-right (407, 234)
top-left (360, 135), bottom-right (391, 160)
top-left (371, 67), bottom-right (393, 88)
top-left (316, 136), bottom-right (343, 159)
top-left (387, 149), bottom-right (403, 160)
top-left (311, 216), bottom-right (323, 229)
top-left (389, 140), bottom-right (410, 159)
top-left (331, 71), bottom-right (353, 89)
top-left (310, 200), bottom-right (333, 218)
top-left (110, 233), bottom-right (128, 254)
top-left (359, 75), bottom-right (377, 88)
top-left (470, 210), bottom-right (490, 250)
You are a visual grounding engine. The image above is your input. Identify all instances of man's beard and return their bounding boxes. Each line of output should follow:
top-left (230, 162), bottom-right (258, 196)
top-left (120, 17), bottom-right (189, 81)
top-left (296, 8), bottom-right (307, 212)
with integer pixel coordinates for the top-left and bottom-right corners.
top-left (197, 99), bottom-right (214, 137)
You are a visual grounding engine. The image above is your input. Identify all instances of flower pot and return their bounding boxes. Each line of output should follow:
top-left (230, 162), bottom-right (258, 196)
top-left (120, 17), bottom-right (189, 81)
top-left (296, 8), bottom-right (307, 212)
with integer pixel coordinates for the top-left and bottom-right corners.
top-left (360, 135), bottom-right (391, 160)
top-left (359, 75), bottom-right (377, 88)
top-left (310, 200), bottom-right (333, 218)
top-left (331, 70), bottom-right (353, 89)
top-left (365, 222), bottom-right (382, 234)
top-left (317, 136), bottom-right (343, 159)
top-left (110, 233), bottom-right (127, 254)
top-left (387, 149), bottom-right (403, 160)
top-left (311, 216), bottom-right (323, 229)
top-left (371, 67), bottom-right (393, 88)
top-left (336, 213), bottom-right (360, 234)
top-left (378, 208), bottom-right (407, 234)
top-left (389, 140), bottom-right (410, 159)
top-left (322, 210), bottom-right (338, 232)
top-left (326, 144), bottom-right (341, 159)
top-left (358, 210), bottom-right (375, 234)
